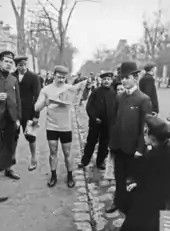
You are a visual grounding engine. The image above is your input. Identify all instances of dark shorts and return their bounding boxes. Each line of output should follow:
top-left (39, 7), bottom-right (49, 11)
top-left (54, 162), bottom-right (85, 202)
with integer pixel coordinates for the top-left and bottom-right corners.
top-left (15, 119), bottom-right (36, 143)
top-left (47, 130), bottom-right (72, 143)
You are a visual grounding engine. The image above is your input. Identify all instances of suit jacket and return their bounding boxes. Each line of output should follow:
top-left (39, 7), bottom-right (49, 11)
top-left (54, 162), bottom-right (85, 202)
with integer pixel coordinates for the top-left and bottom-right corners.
top-left (110, 89), bottom-right (152, 154)
top-left (13, 69), bottom-right (40, 120)
top-left (139, 73), bottom-right (159, 113)
top-left (0, 70), bottom-right (21, 122)
top-left (121, 141), bottom-right (170, 231)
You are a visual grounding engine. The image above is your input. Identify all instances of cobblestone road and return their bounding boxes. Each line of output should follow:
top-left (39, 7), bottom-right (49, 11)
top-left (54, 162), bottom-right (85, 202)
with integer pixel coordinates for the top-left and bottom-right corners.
top-left (0, 88), bottom-right (169, 231)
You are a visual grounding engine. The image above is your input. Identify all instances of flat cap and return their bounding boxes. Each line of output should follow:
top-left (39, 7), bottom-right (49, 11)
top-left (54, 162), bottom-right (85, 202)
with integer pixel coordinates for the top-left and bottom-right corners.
top-left (144, 63), bottom-right (155, 72)
top-left (54, 65), bottom-right (68, 75)
top-left (100, 71), bottom-right (113, 78)
top-left (0, 50), bottom-right (15, 60)
top-left (145, 114), bottom-right (170, 140)
top-left (14, 56), bottom-right (28, 65)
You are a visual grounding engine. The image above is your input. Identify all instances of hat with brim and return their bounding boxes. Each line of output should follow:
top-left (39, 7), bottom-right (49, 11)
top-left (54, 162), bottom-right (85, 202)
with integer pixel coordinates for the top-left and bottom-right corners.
top-left (120, 62), bottom-right (140, 77)
top-left (144, 63), bottom-right (155, 72)
top-left (100, 71), bottom-right (114, 79)
top-left (54, 65), bottom-right (68, 75)
top-left (145, 114), bottom-right (170, 140)
top-left (0, 51), bottom-right (15, 60)
top-left (14, 56), bottom-right (28, 65)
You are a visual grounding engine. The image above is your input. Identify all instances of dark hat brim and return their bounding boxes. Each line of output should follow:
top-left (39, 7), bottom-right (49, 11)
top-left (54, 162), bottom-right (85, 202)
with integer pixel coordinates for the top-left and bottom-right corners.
top-left (14, 56), bottom-right (28, 64)
top-left (121, 69), bottom-right (140, 77)
top-left (100, 72), bottom-right (114, 78)
top-left (0, 51), bottom-right (15, 60)
top-left (54, 65), bottom-right (69, 75)
top-left (145, 114), bottom-right (170, 139)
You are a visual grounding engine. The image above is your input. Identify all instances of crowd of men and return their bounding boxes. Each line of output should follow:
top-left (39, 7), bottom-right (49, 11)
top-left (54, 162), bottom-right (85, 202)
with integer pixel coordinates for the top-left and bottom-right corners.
top-left (0, 49), bottom-right (170, 231)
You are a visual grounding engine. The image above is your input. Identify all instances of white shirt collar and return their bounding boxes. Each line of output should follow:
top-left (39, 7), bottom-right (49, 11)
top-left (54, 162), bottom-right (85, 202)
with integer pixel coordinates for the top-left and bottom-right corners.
top-left (126, 85), bottom-right (137, 95)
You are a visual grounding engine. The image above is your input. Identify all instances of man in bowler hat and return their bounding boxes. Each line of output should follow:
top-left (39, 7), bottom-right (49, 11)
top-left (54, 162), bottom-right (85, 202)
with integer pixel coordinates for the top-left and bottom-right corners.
top-left (13, 56), bottom-right (40, 171)
top-left (139, 63), bottom-right (159, 114)
top-left (78, 71), bottom-right (117, 170)
top-left (120, 114), bottom-right (170, 231)
top-left (0, 51), bottom-right (21, 201)
top-left (106, 62), bottom-right (152, 213)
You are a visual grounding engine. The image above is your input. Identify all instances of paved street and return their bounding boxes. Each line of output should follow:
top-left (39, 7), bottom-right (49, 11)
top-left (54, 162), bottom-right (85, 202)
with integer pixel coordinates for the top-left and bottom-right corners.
top-left (0, 88), bottom-right (169, 231)
top-left (0, 108), bottom-right (78, 231)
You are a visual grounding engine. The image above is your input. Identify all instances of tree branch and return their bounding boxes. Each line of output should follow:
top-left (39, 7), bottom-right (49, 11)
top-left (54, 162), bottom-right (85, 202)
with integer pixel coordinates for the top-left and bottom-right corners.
top-left (10, 0), bottom-right (19, 18)
top-left (64, 1), bottom-right (77, 33)
top-left (46, 0), bottom-right (60, 13)
top-left (38, 0), bottom-right (60, 47)
top-left (20, 0), bottom-right (26, 18)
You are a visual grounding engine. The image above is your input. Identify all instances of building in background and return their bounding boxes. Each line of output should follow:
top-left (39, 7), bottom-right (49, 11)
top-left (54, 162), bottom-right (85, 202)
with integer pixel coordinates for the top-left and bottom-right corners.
top-left (0, 21), bottom-right (17, 53)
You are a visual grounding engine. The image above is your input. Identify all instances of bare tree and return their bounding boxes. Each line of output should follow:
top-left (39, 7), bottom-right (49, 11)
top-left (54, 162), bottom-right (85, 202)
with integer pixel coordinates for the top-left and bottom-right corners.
top-left (37, 0), bottom-right (99, 65)
top-left (143, 9), bottom-right (170, 61)
top-left (10, 0), bottom-right (27, 55)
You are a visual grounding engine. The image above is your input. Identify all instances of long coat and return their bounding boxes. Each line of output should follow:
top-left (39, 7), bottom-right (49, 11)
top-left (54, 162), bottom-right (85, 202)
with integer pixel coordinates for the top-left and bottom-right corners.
top-left (110, 89), bottom-right (152, 154)
top-left (13, 69), bottom-right (40, 121)
top-left (86, 86), bottom-right (117, 135)
top-left (0, 70), bottom-right (21, 169)
top-left (139, 73), bottom-right (159, 113)
top-left (120, 141), bottom-right (170, 231)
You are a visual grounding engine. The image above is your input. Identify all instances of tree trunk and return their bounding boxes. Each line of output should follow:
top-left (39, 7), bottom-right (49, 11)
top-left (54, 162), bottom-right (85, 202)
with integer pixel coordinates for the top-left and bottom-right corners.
top-left (17, 20), bottom-right (26, 55)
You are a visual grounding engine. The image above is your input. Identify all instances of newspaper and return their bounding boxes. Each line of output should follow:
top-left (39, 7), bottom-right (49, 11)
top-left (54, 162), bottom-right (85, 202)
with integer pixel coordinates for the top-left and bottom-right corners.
top-left (49, 80), bottom-right (87, 106)
top-left (24, 120), bottom-right (40, 137)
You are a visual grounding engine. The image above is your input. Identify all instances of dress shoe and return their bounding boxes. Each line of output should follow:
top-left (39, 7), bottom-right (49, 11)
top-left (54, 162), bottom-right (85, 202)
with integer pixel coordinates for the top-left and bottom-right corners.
top-left (67, 175), bottom-right (75, 188)
top-left (97, 163), bottom-right (105, 170)
top-left (5, 170), bottom-right (20, 180)
top-left (0, 197), bottom-right (8, 203)
top-left (78, 163), bottom-right (88, 169)
top-left (105, 203), bottom-right (117, 213)
top-left (28, 160), bottom-right (37, 171)
top-left (47, 177), bottom-right (57, 188)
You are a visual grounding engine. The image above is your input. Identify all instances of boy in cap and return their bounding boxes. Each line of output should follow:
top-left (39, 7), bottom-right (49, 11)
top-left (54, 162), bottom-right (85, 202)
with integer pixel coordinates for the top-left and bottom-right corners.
top-left (78, 71), bottom-right (117, 170)
top-left (139, 63), bottom-right (159, 114)
top-left (0, 50), bottom-right (21, 200)
top-left (35, 65), bottom-right (74, 188)
top-left (13, 56), bottom-right (40, 171)
top-left (120, 114), bottom-right (170, 231)
top-left (107, 62), bottom-right (152, 213)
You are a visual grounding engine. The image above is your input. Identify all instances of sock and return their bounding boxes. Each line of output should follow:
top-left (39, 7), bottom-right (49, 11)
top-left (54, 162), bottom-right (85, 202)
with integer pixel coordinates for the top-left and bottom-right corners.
top-left (51, 170), bottom-right (56, 178)
top-left (68, 171), bottom-right (72, 179)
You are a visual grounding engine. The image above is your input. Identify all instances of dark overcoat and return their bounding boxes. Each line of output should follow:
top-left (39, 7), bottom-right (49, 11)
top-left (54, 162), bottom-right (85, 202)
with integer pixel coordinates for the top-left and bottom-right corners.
top-left (120, 141), bottom-right (170, 231)
top-left (110, 89), bottom-right (152, 154)
top-left (0, 70), bottom-right (21, 169)
top-left (139, 73), bottom-right (159, 113)
top-left (13, 69), bottom-right (40, 122)
top-left (86, 86), bottom-right (117, 135)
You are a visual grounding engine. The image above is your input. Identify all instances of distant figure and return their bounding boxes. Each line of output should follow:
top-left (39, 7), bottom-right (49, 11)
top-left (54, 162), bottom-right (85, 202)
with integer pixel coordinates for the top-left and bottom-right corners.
top-left (114, 82), bottom-right (125, 95)
top-left (139, 64), bottom-right (159, 114)
top-left (73, 72), bottom-right (85, 85)
top-left (45, 71), bottom-right (53, 86)
top-left (38, 73), bottom-right (44, 89)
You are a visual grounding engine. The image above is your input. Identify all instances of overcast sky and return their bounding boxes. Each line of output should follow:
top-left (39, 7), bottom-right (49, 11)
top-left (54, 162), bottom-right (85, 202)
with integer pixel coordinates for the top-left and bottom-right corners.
top-left (0, 0), bottom-right (169, 73)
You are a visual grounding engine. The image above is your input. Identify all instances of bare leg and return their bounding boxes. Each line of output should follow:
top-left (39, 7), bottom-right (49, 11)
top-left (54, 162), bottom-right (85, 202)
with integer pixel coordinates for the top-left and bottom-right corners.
top-left (61, 142), bottom-right (74, 188)
top-left (61, 142), bottom-right (72, 171)
top-left (47, 140), bottom-right (58, 187)
top-left (28, 141), bottom-right (37, 171)
top-left (29, 141), bottom-right (36, 162)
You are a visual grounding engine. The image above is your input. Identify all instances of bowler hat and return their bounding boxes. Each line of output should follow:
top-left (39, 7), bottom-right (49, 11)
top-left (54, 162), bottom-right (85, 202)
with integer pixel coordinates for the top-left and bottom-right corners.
top-left (54, 65), bottom-right (68, 75)
top-left (120, 62), bottom-right (140, 77)
top-left (100, 71), bottom-right (113, 79)
top-left (144, 63), bottom-right (155, 72)
top-left (0, 50), bottom-right (15, 60)
top-left (14, 56), bottom-right (28, 65)
top-left (145, 114), bottom-right (170, 140)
